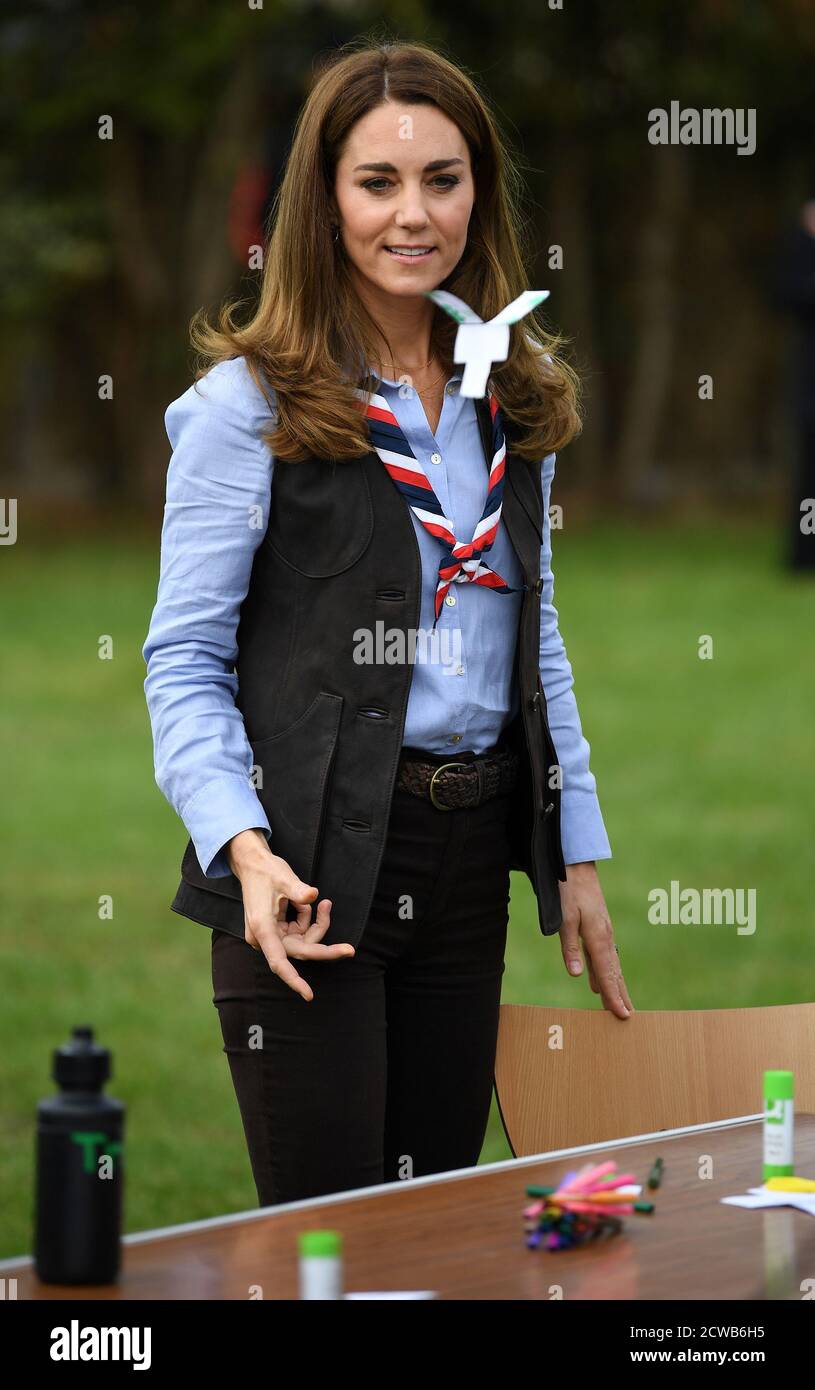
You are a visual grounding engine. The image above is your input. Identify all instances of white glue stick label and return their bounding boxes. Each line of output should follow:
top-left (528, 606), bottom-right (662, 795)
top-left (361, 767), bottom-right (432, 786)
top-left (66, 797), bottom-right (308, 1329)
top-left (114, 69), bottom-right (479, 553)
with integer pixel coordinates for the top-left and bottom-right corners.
top-left (764, 1098), bottom-right (794, 1166)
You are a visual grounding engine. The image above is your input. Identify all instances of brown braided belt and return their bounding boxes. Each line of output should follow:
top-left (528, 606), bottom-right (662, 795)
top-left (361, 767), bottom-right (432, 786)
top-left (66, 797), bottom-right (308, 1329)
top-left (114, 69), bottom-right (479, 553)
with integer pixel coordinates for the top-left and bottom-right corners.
top-left (396, 745), bottom-right (519, 811)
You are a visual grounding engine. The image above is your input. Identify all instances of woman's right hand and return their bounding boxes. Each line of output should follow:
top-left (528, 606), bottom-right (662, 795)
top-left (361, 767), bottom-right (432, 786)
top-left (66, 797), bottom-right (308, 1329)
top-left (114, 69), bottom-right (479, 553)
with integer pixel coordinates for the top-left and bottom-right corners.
top-left (226, 829), bottom-right (355, 1002)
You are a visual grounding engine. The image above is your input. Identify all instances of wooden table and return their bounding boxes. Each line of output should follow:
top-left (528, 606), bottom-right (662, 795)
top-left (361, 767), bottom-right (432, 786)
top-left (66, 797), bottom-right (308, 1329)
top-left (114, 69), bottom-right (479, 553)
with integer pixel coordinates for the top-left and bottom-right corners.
top-left (4, 1113), bottom-right (815, 1300)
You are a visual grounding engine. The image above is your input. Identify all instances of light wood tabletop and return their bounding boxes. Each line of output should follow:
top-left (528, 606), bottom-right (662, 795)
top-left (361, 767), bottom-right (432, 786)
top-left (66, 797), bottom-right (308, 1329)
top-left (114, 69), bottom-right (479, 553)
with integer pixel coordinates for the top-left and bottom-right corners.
top-left (4, 1112), bottom-right (815, 1300)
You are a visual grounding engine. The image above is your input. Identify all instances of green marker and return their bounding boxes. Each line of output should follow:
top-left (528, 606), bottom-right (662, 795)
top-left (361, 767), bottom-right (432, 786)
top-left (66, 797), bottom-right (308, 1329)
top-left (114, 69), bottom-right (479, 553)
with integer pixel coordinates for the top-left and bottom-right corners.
top-left (763, 1070), bottom-right (794, 1179)
top-left (647, 1157), bottom-right (664, 1190)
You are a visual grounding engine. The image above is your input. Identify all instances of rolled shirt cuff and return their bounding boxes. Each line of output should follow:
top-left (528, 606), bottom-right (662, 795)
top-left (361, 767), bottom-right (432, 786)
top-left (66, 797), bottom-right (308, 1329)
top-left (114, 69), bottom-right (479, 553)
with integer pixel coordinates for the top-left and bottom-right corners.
top-left (180, 774), bottom-right (273, 878)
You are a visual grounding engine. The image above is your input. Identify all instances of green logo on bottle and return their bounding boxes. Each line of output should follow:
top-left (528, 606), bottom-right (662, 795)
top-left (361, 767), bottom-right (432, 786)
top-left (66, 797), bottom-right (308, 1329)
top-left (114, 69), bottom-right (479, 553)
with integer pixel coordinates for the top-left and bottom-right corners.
top-left (70, 1131), bottom-right (123, 1173)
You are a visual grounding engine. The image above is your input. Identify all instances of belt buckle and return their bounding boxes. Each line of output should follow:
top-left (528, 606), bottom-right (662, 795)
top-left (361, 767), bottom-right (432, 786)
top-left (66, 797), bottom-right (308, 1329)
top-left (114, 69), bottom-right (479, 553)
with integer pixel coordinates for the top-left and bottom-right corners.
top-left (428, 761), bottom-right (469, 811)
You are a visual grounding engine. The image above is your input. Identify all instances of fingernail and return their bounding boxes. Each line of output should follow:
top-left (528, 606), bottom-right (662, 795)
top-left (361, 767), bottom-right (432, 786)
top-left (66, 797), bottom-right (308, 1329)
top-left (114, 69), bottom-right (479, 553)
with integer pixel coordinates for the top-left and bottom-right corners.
top-left (569, 961), bottom-right (581, 974)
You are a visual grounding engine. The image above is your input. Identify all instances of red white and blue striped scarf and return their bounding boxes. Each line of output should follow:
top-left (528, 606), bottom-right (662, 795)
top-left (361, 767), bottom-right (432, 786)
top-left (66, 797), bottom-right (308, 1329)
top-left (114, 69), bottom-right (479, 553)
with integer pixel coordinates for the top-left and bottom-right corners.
top-left (355, 383), bottom-right (522, 623)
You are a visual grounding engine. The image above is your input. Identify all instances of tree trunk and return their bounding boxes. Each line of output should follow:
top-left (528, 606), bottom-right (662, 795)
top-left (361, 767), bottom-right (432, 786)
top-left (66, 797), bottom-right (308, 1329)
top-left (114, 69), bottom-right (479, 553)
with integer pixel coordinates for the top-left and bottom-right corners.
top-left (548, 137), bottom-right (606, 489)
top-left (616, 144), bottom-right (690, 503)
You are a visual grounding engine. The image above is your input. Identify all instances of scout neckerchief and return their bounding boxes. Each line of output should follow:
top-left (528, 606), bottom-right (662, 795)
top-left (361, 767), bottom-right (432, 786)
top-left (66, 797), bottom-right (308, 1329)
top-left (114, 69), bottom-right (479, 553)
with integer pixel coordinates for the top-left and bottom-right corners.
top-left (354, 382), bottom-right (524, 624)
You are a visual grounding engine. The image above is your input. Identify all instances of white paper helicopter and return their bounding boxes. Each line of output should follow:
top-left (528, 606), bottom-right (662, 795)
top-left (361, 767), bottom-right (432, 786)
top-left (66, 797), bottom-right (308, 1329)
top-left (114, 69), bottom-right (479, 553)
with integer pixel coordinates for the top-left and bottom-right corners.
top-left (425, 288), bottom-right (550, 397)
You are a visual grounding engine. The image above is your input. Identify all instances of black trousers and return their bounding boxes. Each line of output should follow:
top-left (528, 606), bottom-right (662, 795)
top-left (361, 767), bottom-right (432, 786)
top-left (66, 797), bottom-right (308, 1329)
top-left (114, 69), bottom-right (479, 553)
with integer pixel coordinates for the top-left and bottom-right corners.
top-left (210, 764), bottom-right (513, 1208)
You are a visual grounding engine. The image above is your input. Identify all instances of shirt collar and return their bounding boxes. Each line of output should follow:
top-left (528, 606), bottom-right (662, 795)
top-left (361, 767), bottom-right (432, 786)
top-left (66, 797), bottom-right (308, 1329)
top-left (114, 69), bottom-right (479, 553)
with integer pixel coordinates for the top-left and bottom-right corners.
top-left (343, 344), bottom-right (460, 389)
top-left (365, 362), bottom-right (463, 389)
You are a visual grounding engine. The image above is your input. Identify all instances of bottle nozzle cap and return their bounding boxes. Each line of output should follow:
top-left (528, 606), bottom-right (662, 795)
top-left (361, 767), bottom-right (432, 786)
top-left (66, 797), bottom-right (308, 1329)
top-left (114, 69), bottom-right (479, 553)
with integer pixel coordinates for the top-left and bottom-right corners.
top-left (52, 1026), bottom-right (111, 1090)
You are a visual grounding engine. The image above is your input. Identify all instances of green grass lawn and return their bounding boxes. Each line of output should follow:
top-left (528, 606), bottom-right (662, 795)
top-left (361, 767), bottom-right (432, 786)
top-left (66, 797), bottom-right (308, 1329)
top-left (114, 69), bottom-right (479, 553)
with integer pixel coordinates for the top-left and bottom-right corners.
top-left (1, 518), bottom-right (812, 1258)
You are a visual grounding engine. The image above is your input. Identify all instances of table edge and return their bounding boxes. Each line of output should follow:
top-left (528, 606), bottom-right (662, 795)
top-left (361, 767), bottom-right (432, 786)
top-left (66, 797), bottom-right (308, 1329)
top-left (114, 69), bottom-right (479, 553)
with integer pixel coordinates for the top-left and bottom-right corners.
top-left (0, 1109), bottom-right (772, 1271)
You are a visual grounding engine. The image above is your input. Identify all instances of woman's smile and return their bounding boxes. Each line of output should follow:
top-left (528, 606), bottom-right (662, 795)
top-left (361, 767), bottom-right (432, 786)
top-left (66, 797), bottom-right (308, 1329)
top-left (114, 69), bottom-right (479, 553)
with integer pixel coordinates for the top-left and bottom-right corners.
top-left (383, 244), bottom-right (437, 263)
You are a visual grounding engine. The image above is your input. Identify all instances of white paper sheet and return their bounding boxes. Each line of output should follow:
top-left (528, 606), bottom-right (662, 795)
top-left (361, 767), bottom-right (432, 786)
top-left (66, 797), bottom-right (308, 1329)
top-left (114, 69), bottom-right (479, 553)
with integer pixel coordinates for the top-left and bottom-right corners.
top-left (721, 1186), bottom-right (815, 1215)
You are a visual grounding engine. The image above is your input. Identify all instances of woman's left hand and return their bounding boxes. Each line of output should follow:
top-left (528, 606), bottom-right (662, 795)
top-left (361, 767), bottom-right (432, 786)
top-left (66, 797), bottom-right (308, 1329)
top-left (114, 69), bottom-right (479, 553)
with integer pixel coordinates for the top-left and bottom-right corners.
top-left (558, 862), bottom-right (634, 1019)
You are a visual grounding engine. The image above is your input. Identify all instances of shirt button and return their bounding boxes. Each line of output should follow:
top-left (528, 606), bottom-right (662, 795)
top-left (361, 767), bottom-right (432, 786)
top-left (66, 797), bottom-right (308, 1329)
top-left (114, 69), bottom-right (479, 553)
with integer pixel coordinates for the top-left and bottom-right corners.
top-left (445, 594), bottom-right (456, 606)
top-left (430, 451), bottom-right (442, 465)
top-left (450, 733), bottom-right (462, 743)
top-left (456, 665), bottom-right (465, 675)
top-left (445, 383), bottom-right (457, 395)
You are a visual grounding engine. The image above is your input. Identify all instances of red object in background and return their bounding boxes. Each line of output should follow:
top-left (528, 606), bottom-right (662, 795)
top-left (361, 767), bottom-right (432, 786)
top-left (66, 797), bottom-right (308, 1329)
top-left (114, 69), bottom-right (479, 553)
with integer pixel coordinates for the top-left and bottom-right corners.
top-left (227, 163), bottom-right (273, 266)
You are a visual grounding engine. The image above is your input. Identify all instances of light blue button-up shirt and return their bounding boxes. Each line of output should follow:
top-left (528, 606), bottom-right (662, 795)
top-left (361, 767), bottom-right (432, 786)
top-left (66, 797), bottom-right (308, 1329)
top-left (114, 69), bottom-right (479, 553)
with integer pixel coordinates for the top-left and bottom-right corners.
top-left (141, 356), bottom-right (611, 878)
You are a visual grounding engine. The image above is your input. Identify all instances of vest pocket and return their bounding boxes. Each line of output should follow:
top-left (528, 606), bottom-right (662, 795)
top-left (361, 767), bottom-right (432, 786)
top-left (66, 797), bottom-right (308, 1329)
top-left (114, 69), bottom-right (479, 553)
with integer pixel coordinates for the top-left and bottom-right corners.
top-left (179, 691), bottom-right (344, 903)
top-left (264, 460), bottom-right (374, 577)
top-left (252, 691), bottom-right (344, 885)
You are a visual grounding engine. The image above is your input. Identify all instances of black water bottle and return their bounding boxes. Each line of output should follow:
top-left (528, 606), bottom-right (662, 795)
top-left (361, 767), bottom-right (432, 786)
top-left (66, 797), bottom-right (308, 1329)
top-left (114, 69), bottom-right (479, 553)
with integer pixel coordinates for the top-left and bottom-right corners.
top-left (34, 1026), bottom-right (125, 1284)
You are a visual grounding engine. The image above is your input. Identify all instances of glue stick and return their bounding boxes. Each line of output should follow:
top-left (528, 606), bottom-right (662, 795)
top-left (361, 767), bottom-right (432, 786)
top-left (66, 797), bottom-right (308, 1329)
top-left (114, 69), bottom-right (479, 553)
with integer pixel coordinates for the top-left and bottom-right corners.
top-left (763, 1070), bottom-right (794, 1179)
top-left (298, 1230), bottom-right (343, 1300)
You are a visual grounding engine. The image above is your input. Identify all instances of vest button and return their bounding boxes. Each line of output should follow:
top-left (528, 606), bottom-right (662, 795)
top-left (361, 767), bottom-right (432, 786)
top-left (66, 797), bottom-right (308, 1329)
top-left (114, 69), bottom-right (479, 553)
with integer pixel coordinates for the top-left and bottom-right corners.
top-left (542, 801), bottom-right (555, 817)
top-left (528, 690), bottom-right (541, 710)
top-left (535, 577), bottom-right (543, 595)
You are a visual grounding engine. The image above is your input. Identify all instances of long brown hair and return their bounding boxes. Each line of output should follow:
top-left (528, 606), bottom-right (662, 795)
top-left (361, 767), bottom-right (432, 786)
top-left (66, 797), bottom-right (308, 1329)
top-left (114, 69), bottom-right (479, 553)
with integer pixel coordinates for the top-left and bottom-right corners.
top-left (189, 36), bottom-right (583, 463)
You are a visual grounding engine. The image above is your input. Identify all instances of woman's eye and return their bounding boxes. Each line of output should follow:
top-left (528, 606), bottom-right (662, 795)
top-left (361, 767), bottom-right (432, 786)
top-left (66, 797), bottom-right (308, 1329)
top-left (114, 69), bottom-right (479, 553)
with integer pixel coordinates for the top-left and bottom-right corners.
top-left (361, 175), bottom-right (461, 192)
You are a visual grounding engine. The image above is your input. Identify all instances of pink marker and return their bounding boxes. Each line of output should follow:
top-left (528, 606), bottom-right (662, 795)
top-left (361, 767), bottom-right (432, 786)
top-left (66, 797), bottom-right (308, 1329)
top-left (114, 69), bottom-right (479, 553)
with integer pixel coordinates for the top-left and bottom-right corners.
top-left (566, 1160), bottom-right (616, 1193)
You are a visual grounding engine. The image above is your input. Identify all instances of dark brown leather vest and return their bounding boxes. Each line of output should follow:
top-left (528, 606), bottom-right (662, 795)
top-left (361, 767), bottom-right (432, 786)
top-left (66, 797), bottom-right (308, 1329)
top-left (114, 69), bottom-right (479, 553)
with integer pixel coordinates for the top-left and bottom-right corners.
top-left (170, 398), bottom-right (566, 945)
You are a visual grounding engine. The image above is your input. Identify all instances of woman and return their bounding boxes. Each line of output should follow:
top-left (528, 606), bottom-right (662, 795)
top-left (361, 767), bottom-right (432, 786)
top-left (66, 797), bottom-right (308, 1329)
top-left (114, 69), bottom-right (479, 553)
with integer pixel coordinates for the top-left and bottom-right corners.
top-left (142, 38), bottom-right (633, 1209)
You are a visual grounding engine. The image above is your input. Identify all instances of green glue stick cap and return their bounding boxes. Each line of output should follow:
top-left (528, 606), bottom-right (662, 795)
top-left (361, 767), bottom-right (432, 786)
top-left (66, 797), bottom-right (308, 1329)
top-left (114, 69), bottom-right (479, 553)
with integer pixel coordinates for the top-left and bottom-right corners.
top-left (298, 1230), bottom-right (342, 1257)
top-left (764, 1070), bottom-right (793, 1099)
